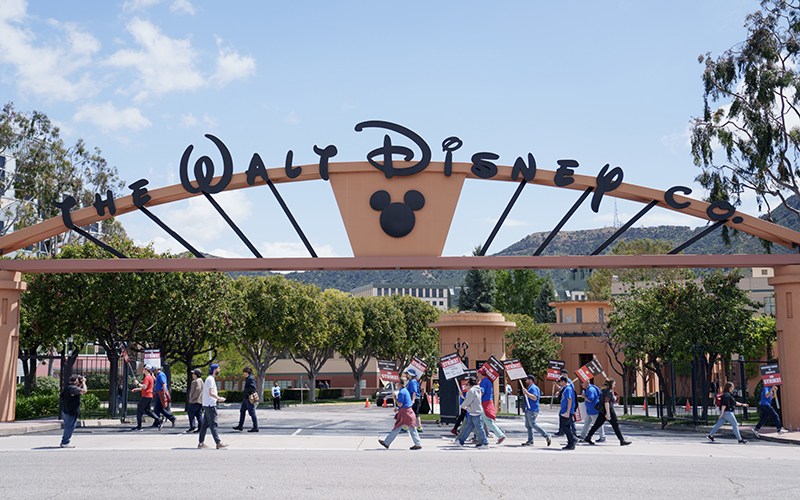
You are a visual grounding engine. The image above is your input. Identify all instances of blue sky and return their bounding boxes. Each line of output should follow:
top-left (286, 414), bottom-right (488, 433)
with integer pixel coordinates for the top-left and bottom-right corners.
top-left (0, 0), bottom-right (762, 258)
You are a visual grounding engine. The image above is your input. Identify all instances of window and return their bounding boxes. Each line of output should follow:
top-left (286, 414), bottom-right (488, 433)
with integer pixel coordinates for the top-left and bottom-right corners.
top-left (762, 269), bottom-right (769, 275)
top-left (559, 309), bottom-right (563, 323)
top-left (412, 288), bottom-right (417, 297)
top-left (565, 315), bottom-right (573, 323)
top-left (598, 308), bottom-right (604, 323)
top-left (765, 297), bottom-right (776, 314)
top-left (438, 289), bottom-right (443, 298)
top-left (576, 308), bottom-right (582, 323)
top-left (425, 289), bottom-right (430, 298)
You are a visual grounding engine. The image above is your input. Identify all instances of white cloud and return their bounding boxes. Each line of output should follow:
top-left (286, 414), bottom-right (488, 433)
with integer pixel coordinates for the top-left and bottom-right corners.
top-left (179, 112), bottom-right (218, 129)
top-left (478, 217), bottom-right (529, 227)
top-left (341, 102), bottom-right (356, 111)
top-left (122, 0), bottom-right (163, 12)
top-left (285, 111), bottom-right (300, 125)
top-left (259, 241), bottom-right (337, 258)
top-left (104, 17), bottom-right (204, 102)
top-left (170, 0), bottom-right (196, 15)
top-left (157, 190), bottom-right (254, 246)
top-left (0, 0), bottom-right (101, 101)
top-left (73, 101), bottom-right (152, 132)
top-left (211, 36), bottom-right (255, 86)
top-left (660, 123), bottom-right (692, 153)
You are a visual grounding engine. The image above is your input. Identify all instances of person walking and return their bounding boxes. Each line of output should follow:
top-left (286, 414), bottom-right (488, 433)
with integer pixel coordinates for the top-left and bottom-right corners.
top-left (477, 368), bottom-right (506, 444)
top-left (450, 380), bottom-right (469, 436)
top-left (405, 368), bottom-right (423, 433)
top-left (707, 381), bottom-right (749, 444)
top-left (152, 366), bottom-right (176, 429)
top-left (455, 378), bottom-right (489, 448)
top-left (271, 382), bottom-right (281, 410)
top-left (584, 377), bottom-right (631, 446)
top-left (520, 375), bottom-right (552, 447)
top-left (233, 367), bottom-right (259, 432)
top-left (557, 376), bottom-right (577, 450)
top-left (580, 378), bottom-right (606, 443)
top-left (59, 374), bottom-right (88, 448)
top-left (378, 378), bottom-right (422, 450)
top-left (752, 385), bottom-right (786, 438)
top-left (131, 365), bottom-right (159, 431)
top-left (553, 368), bottom-right (577, 437)
top-left (185, 368), bottom-right (204, 433)
top-left (198, 363), bottom-right (228, 449)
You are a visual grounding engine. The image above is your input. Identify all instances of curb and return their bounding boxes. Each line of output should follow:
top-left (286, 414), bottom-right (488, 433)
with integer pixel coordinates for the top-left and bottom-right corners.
top-left (616, 417), bottom-right (800, 445)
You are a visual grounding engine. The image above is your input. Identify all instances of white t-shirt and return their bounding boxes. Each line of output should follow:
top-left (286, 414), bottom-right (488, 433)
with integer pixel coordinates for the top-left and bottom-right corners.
top-left (203, 375), bottom-right (218, 407)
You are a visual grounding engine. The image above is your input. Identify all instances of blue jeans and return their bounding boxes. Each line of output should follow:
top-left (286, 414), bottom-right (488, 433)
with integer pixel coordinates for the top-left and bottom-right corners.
top-left (459, 414), bottom-right (488, 446)
top-left (199, 406), bottom-right (220, 444)
top-left (710, 410), bottom-right (742, 440)
top-left (384, 423), bottom-right (421, 447)
top-left (187, 403), bottom-right (203, 428)
top-left (61, 413), bottom-right (78, 446)
top-left (755, 404), bottom-right (783, 432)
top-left (153, 393), bottom-right (174, 422)
top-left (525, 410), bottom-right (550, 443)
top-left (480, 413), bottom-right (505, 439)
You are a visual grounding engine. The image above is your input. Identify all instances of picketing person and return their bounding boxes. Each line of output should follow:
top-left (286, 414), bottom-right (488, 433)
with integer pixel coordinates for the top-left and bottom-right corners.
top-left (580, 378), bottom-right (605, 442)
top-left (520, 375), bottom-right (552, 447)
top-left (130, 364), bottom-right (159, 431)
top-left (477, 367), bottom-right (506, 444)
top-left (152, 365), bottom-right (176, 429)
top-left (583, 377), bottom-right (631, 446)
top-left (454, 377), bottom-right (489, 448)
top-left (378, 377), bottom-right (422, 450)
top-left (752, 384), bottom-right (786, 438)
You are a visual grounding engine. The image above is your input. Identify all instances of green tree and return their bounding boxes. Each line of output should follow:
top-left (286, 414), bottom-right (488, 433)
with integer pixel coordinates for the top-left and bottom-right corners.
top-left (0, 102), bottom-right (126, 250)
top-left (459, 246), bottom-right (496, 312)
top-left (586, 239), bottom-right (693, 300)
top-left (384, 295), bottom-right (440, 378)
top-left (690, 1), bottom-right (800, 237)
top-left (534, 276), bottom-right (557, 323)
top-left (287, 284), bottom-right (332, 402)
top-left (342, 297), bottom-right (404, 398)
top-left (494, 269), bottom-right (544, 317)
top-left (503, 313), bottom-right (562, 381)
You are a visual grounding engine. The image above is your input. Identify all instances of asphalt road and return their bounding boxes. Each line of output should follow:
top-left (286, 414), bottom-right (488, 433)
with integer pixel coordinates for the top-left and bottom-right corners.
top-left (2, 404), bottom-right (799, 499)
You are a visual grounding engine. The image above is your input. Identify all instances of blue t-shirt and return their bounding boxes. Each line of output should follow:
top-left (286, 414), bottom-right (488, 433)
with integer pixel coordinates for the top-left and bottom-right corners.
top-left (760, 386), bottom-right (774, 406)
top-left (584, 384), bottom-right (601, 415)
top-left (560, 384), bottom-right (575, 415)
top-left (406, 379), bottom-right (420, 399)
top-left (480, 377), bottom-right (493, 402)
top-left (154, 371), bottom-right (167, 392)
top-left (396, 387), bottom-right (412, 408)
top-left (525, 383), bottom-right (540, 412)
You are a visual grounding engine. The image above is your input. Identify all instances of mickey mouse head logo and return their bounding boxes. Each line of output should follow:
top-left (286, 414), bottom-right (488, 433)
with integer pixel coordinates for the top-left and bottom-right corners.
top-left (370, 190), bottom-right (425, 238)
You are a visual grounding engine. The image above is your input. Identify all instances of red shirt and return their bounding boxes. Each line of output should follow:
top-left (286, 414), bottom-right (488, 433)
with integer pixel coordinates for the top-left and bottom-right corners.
top-left (141, 374), bottom-right (154, 398)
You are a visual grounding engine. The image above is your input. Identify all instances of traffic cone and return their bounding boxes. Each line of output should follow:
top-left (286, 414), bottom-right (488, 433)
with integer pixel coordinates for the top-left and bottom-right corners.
top-left (685, 400), bottom-right (690, 412)
top-left (643, 397), bottom-right (647, 412)
top-left (365, 398), bottom-right (370, 408)
top-left (382, 398), bottom-right (387, 408)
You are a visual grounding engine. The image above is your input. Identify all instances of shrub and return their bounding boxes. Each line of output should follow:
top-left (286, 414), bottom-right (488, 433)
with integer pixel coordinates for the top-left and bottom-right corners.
top-left (84, 373), bottom-right (109, 390)
top-left (82, 393), bottom-right (101, 412)
top-left (15, 393), bottom-right (59, 420)
top-left (33, 376), bottom-right (60, 395)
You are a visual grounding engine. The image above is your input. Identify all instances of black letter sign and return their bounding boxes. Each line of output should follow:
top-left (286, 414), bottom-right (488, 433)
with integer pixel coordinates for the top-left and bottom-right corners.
top-left (511, 153), bottom-right (537, 182)
top-left (471, 152), bottom-right (499, 179)
top-left (314, 144), bottom-right (338, 181)
top-left (555, 160), bottom-right (578, 187)
top-left (591, 164), bottom-right (624, 213)
top-left (179, 134), bottom-right (233, 194)
top-left (355, 120), bottom-right (431, 178)
top-left (129, 179), bottom-right (151, 208)
top-left (53, 196), bottom-right (77, 229)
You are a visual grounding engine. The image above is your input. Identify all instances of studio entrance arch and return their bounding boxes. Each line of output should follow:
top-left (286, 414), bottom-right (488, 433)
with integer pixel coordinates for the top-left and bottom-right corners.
top-left (1, 120), bottom-right (799, 426)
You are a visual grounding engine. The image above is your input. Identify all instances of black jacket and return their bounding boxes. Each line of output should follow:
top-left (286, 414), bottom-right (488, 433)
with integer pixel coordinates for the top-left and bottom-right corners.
top-left (244, 374), bottom-right (257, 395)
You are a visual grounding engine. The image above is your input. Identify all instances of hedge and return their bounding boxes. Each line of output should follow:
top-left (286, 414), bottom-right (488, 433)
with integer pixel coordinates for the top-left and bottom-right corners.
top-left (15, 394), bottom-right (59, 420)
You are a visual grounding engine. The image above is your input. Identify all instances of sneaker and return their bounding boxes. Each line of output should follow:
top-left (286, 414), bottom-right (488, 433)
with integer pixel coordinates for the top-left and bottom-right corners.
top-left (562, 444), bottom-right (575, 450)
top-left (470, 438), bottom-right (479, 444)
top-left (752, 428), bottom-right (761, 438)
top-left (584, 437), bottom-right (595, 445)
top-left (707, 434), bottom-right (714, 442)
top-left (60, 443), bottom-right (75, 448)
top-left (192, 428), bottom-right (200, 433)
top-left (620, 440), bottom-right (632, 446)
top-left (216, 442), bottom-right (229, 449)
top-left (476, 443), bottom-right (487, 449)
top-left (410, 445), bottom-right (422, 450)
top-left (198, 442), bottom-right (209, 449)
top-left (417, 427), bottom-right (424, 433)
top-left (170, 418), bottom-right (176, 427)
top-left (184, 427), bottom-right (195, 434)
top-left (546, 435), bottom-right (552, 447)
top-left (454, 440), bottom-right (464, 447)
top-left (553, 432), bottom-right (564, 437)
top-left (378, 439), bottom-right (389, 449)
top-left (400, 428), bottom-right (407, 433)
top-left (157, 418), bottom-right (164, 430)
top-left (497, 436), bottom-right (506, 445)
top-left (232, 426), bottom-right (244, 431)
top-left (738, 439), bottom-right (747, 444)
top-left (596, 437), bottom-right (606, 443)
top-left (778, 428), bottom-right (787, 434)
top-left (450, 429), bottom-right (459, 436)
top-left (131, 427), bottom-right (143, 432)
top-left (520, 441), bottom-right (532, 446)
top-left (248, 428), bottom-right (259, 433)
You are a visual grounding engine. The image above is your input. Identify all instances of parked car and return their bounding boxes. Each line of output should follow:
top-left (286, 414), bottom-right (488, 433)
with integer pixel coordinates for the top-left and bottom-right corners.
top-left (375, 387), bottom-right (395, 407)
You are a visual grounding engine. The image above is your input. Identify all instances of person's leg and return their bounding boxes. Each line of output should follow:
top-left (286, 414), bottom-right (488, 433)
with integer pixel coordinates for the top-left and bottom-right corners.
top-left (481, 414), bottom-right (505, 439)
top-left (136, 399), bottom-right (145, 428)
top-left (524, 411), bottom-right (534, 442)
top-left (159, 398), bottom-right (174, 421)
top-left (384, 425), bottom-right (402, 446)
top-left (722, 411), bottom-right (743, 440)
top-left (608, 409), bottom-right (626, 442)
top-left (585, 413), bottom-right (606, 440)
top-left (473, 415), bottom-right (489, 445)
top-left (458, 415), bottom-right (476, 444)
top-left (529, 411), bottom-right (549, 439)
top-left (152, 396), bottom-right (163, 425)
top-left (208, 406), bottom-right (221, 444)
top-left (581, 414), bottom-right (595, 438)
top-left (273, 396), bottom-right (278, 410)
top-left (276, 396), bottom-right (280, 410)
top-left (61, 414), bottom-right (77, 446)
top-left (453, 409), bottom-right (466, 432)
top-left (560, 415), bottom-right (575, 447)
top-left (199, 407), bottom-right (210, 443)
top-left (408, 426), bottom-right (421, 447)
top-left (248, 399), bottom-right (258, 429)
top-left (237, 401), bottom-right (246, 428)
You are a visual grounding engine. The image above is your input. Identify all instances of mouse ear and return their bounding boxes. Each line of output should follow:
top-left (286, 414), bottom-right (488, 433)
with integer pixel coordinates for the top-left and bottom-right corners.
top-left (370, 190), bottom-right (391, 211)
top-left (404, 190), bottom-right (425, 211)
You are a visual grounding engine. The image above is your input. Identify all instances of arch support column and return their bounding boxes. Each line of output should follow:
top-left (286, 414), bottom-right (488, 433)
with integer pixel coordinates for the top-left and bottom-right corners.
top-left (768, 265), bottom-right (800, 431)
top-left (0, 271), bottom-right (26, 422)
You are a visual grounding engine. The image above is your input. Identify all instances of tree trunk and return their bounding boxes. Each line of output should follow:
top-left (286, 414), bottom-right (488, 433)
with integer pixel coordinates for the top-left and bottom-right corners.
top-left (652, 364), bottom-right (673, 418)
top-left (354, 374), bottom-right (362, 400)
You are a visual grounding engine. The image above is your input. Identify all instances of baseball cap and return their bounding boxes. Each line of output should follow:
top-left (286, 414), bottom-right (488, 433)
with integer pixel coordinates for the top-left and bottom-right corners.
top-left (209, 363), bottom-right (220, 374)
top-left (477, 367), bottom-right (487, 375)
top-left (192, 369), bottom-right (202, 377)
top-left (144, 364), bottom-right (153, 371)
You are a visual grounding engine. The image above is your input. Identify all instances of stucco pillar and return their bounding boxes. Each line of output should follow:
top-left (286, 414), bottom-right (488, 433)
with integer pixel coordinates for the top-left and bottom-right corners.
top-left (768, 265), bottom-right (800, 431)
top-left (0, 271), bottom-right (26, 422)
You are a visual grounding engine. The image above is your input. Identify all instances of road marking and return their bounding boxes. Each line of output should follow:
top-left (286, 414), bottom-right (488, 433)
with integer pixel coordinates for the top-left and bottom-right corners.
top-left (292, 429), bottom-right (302, 436)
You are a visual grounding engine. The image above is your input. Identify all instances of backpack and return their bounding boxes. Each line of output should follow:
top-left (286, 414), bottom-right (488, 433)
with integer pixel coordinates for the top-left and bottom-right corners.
top-left (714, 393), bottom-right (723, 407)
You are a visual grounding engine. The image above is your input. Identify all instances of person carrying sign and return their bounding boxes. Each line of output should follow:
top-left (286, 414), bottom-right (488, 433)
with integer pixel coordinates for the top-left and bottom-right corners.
top-left (584, 377), bottom-right (631, 446)
top-left (478, 367), bottom-right (506, 444)
top-left (455, 377), bottom-right (489, 448)
top-left (557, 376), bottom-right (577, 450)
top-left (378, 378), bottom-right (422, 450)
top-left (405, 368), bottom-right (423, 433)
top-left (752, 385), bottom-right (786, 438)
top-left (131, 364), bottom-right (159, 431)
top-left (580, 378), bottom-right (605, 443)
top-left (152, 366), bottom-right (176, 429)
top-left (520, 375), bottom-right (551, 447)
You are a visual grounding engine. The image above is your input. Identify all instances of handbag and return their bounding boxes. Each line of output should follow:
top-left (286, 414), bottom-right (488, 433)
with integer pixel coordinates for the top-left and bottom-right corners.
top-left (249, 391), bottom-right (260, 404)
top-left (159, 389), bottom-right (172, 407)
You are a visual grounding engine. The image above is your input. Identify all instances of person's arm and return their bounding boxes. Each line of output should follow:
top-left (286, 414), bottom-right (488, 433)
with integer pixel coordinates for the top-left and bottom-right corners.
top-left (562, 396), bottom-right (572, 418)
top-left (208, 383), bottom-right (226, 402)
top-left (78, 377), bottom-right (88, 395)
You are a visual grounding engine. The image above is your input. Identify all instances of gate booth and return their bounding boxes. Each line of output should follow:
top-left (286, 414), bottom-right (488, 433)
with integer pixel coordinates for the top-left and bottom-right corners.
top-left (2, 120), bottom-right (800, 425)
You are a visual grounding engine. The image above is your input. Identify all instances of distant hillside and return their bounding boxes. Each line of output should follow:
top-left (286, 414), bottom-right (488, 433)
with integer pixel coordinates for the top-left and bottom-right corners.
top-left (230, 196), bottom-right (800, 293)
